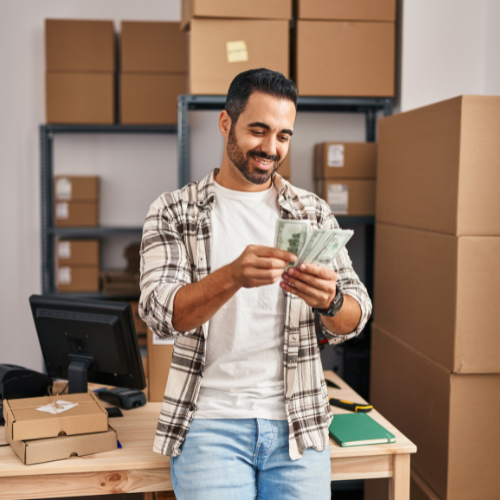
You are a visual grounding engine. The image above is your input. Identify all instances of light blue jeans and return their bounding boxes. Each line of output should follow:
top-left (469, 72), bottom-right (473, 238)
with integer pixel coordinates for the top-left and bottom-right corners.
top-left (170, 418), bottom-right (331, 500)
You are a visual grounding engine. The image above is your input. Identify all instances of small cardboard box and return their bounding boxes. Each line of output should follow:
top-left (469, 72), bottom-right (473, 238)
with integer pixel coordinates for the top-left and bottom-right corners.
top-left (129, 301), bottom-right (147, 335)
top-left (297, 0), bottom-right (396, 22)
top-left (181, 0), bottom-right (292, 30)
top-left (56, 265), bottom-right (100, 293)
top-left (54, 201), bottom-right (98, 227)
top-left (189, 19), bottom-right (289, 95)
top-left (121, 21), bottom-right (188, 73)
top-left (315, 179), bottom-right (375, 215)
top-left (3, 393), bottom-right (108, 442)
top-left (6, 425), bottom-right (118, 465)
top-left (374, 223), bottom-right (500, 373)
top-left (46, 72), bottom-right (114, 124)
top-left (370, 325), bottom-right (500, 500)
top-left (120, 73), bottom-right (187, 125)
top-left (314, 142), bottom-right (377, 179)
top-left (57, 240), bottom-right (100, 266)
top-left (54, 176), bottom-right (99, 202)
top-left (45, 19), bottom-right (115, 72)
top-left (296, 20), bottom-right (395, 97)
top-left (377, 95), bottom-right (500, 236)
top-left (147, 327), bottom-right (174, 403)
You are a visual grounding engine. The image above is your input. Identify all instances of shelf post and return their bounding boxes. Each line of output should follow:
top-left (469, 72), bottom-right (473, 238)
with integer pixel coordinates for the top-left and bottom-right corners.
top-left (178, 95), bottom-right (190, 188)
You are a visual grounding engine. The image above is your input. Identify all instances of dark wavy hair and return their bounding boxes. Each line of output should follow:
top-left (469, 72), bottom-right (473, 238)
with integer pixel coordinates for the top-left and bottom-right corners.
top-left (225, 68), bottom-right (298, 124)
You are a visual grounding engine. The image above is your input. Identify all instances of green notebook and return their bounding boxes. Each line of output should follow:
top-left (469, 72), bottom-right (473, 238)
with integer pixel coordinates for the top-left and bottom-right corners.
top-left (328, 413), bottom-right (396, 447)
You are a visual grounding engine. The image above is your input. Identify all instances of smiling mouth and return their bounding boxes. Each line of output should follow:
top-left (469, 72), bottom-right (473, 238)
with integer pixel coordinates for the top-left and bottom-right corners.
top-left (251, 155), bottom-right (276, 169)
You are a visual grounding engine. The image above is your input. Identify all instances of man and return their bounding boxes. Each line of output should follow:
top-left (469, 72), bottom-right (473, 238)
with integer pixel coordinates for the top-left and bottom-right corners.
top-left (139, 68), bottom-right (372, 500)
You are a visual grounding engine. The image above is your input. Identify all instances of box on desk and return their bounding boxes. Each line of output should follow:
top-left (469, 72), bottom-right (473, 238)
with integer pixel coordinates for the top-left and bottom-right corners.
top-left (315, 179), bottom-right (375, 215)
top-left (7, 425), bottom-right (117, 465)
top-left (314, 142), bottom-right (376, 179)
top-left (147, 327), bottom-right (173, 402)
top-left (3, 392), bottom-right (108, 442)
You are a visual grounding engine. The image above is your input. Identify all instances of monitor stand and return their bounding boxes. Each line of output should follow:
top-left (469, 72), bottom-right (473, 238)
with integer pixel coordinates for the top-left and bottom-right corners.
top-left (67, 355), bottom-right (95, 394)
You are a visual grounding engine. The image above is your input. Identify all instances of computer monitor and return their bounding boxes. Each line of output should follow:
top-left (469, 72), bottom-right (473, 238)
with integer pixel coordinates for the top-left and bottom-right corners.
top-left (29, 295), bottom-right (146, 394)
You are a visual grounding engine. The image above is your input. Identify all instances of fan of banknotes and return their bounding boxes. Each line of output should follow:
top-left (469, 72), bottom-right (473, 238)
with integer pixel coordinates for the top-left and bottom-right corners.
top-left (274, 219), bottom-right (353, 268)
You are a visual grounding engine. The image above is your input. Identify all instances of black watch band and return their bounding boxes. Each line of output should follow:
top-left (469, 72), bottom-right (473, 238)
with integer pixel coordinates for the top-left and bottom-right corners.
top-left (313, 288), bottom-right (344, 317)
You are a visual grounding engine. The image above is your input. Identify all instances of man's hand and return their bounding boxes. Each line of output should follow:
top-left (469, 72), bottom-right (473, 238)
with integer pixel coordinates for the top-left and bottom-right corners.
top-left (280, 263), bottom-right (337, 310)
top-left (231, 245), bottom-right (297, 289)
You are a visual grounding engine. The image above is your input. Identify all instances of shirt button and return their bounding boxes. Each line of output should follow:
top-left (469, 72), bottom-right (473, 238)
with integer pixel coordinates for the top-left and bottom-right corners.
top-left (291, 334), bottom-right (298, 342)
top-left (189, 404), bottom-right (196, 412)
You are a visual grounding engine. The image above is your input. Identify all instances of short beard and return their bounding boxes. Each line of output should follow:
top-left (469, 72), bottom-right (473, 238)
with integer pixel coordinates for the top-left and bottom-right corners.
top-left (226, 124), bottom-right (282, 185)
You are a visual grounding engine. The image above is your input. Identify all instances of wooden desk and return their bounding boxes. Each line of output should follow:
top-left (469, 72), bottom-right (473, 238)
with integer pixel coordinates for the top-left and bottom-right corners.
top-left (0, 371), bottom-right (416, 500)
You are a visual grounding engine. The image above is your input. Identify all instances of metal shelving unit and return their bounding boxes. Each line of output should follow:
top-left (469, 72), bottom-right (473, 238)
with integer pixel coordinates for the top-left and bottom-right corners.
top-left (40, 124), bottom-right (177, 296)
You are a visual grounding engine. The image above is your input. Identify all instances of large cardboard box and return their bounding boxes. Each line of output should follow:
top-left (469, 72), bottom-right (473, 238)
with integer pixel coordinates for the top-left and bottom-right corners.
top-left (4, 393), bottom-right (108, 441)
top-left (377, 96), bottom-right (500, 236)
top-left (54, 176), bottom-right (99, 202)
top-left (147, 327), bottom-right (173, 403)
top-left (278, 153), bottom-right (291, 178)
top-left (129, 301), bottom-right (147, 335)
top-left (374, 223), bottom-right (500, 373)
top-left (181, 0), bottom-right (292, 29)
top-left (189, 19), bottom-right (289, 95)
top-left (54, 201), bottom-right (98, 227)
top-left (56, 265), bottom-right (100, 293)
top-left (120, 74), bottom-right (187, 125)
top-left (57, 240), bottom-right (99, 266)
top-left (45, 19), bottom-right (115, 72)
top-left (297, 0), bottom-right (396, 22)
top-left (314, 142), bottom-right (377, 179)
top-left (296, 21), bottom-right (395, 97)
top-left (315, 179), bottom-right (375, 215)
top-left (7, 425), bottom-right (117, 465)
top-left (370, 324), bottom-right (500, 500)
top-left (121, 21), bottom-right (188, 73)
top-left (46, 72), bottom-right (114, 124)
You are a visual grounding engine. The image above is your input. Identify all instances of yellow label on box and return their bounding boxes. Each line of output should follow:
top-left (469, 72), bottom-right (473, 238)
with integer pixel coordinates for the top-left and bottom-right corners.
top-left (226, 41), bottom-right (248, 63)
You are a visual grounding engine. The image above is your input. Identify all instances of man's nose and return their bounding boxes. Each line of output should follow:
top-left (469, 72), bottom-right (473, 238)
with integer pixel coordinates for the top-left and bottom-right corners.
top-left (260, 134), bottom-right (278, 158)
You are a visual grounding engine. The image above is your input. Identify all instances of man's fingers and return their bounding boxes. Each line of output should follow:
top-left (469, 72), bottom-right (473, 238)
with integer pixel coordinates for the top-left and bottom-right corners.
top-left (281, 273), bottom-right (328, 301)
top-left (250, 245), bottom-right (297, 264)
top-left (284, 267), bottom-right (336, 294)
top-left (293, 263), bottom-right (337, 281)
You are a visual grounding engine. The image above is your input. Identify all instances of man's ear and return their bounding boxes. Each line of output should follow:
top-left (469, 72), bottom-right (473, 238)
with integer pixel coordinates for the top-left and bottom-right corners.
top-left (219, 110), bottom-right (232, 139)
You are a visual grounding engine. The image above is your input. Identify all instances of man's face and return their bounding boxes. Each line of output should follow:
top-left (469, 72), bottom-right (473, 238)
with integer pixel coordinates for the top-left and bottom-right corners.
top-left (226, 91), bottom-right (296, 185)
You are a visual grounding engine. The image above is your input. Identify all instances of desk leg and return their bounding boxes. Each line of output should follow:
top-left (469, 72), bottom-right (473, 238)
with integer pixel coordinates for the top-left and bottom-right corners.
top-left (389, 454), bottom-right (410, 500)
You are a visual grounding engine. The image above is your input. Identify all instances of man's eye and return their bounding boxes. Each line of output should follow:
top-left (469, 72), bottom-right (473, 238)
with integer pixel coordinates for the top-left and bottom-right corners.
top-left (279, 136), bottom-right (289, 142)
top-left (253, 130), bottom-right (265, 135)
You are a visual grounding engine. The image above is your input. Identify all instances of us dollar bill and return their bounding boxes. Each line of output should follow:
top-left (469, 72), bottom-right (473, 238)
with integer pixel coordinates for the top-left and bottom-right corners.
top-left (302, 229), bottom-right (354, 267)
top-left (274, 219), bottom-right (311, 257)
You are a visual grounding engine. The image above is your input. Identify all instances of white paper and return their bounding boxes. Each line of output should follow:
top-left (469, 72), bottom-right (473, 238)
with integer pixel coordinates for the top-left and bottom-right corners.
top-left (58, 267), bottom-right (71, 284)
top-left (58, 241), bottom-right (71, 259)
top-left (328, 184), bottom-right (349, 214)
top-left (153, 332), bottom-right (174, 345)
top-left (56, 202), bottom-right (69, 220)
top-left (36, 400), bottom-right (79, 414)
top-left (56, 178), bottom-right (72, 200)
top-left (327, 145), bottom-right (344, 167)
top-left (226, 40), bottom-right (248, 63)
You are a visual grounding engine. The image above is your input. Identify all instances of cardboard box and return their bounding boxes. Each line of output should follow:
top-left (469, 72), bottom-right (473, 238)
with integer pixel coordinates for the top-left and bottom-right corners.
top-left (278, 153), bottom-right (291, 178)
top-left (3, 392), bottom-right (108, 442)
top-left (45, 19), bottom-right (115, 72)
top-left (181, 0), bottom-right (292, 29)
top-left (374, 223), bottom-right (500, 373)
top-left (120, 73), bottom-right (187, 125)
top-left (297, 0), bottom-right (396, 22)
top-left (189, 19), bottom-right (289, 95)
top-left (7, 425), bottom-right (117, 465)
top-left (57, 240), bottom-right (99, 266)
top-left (315, 179), bottom-right (375, 215)
top-left (46, 72), bottom-right (115, 124)
top-left (54, 201), bottom-right (98, 227)
top-left (147, 327), bottom-right (173, 403)
top-left (54, 176), bottom-right (99, 202)
top-left (377, 96), bottom-right (500, 236)
top-left (314, 142), bottom-right (376, 179)
top-left (121, 21), bottom-right (187, 73)
top-left (370, 324), bottom-right (500, 500)
top-left (296, 21), bottom-right (395, 97)
top-left (101, 270), bottom-right (140, 297)
top-left (56, 265), bottom-right (100, 293)
top-left (129, 301), bottom-right (147, 335)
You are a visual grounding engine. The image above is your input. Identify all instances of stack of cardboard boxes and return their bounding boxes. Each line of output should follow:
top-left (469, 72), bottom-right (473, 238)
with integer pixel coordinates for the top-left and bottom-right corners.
top-left (45, 20), bottom-right (115, 124)
top-left (314, 142), bottom-right (376, 215)
top-left (120, 22), bottom-right (188, 124)
top-left (295, 0), bottom-right (396, 96)
top-left (368, 96), bottom-right (500, 500)
top-left (183, 0), bottom-right (291, 94)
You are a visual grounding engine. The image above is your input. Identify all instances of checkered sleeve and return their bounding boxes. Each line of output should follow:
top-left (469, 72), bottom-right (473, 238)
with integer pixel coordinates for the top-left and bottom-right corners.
top-left (314, 197), bottom-right (372, 344)
top-left (138, 194), bottom-right (196, 339)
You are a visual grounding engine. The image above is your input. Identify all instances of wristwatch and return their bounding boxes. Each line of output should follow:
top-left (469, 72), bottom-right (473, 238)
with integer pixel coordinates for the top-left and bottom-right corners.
top-left (313, 288), bottom-right (344, 317)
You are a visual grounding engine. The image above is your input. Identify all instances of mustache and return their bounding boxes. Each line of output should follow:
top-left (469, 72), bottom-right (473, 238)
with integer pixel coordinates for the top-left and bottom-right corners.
top-left (247, 150), bottom-right (280, 162)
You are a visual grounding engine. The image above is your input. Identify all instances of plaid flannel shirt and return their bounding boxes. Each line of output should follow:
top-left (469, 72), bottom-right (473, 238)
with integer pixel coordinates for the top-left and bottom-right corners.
top-left (139, 169), bottom-right (372, 460)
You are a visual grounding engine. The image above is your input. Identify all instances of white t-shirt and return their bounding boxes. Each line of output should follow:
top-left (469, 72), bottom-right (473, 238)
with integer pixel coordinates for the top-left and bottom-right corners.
top-left (194, 180), bottom-right (287, 420)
